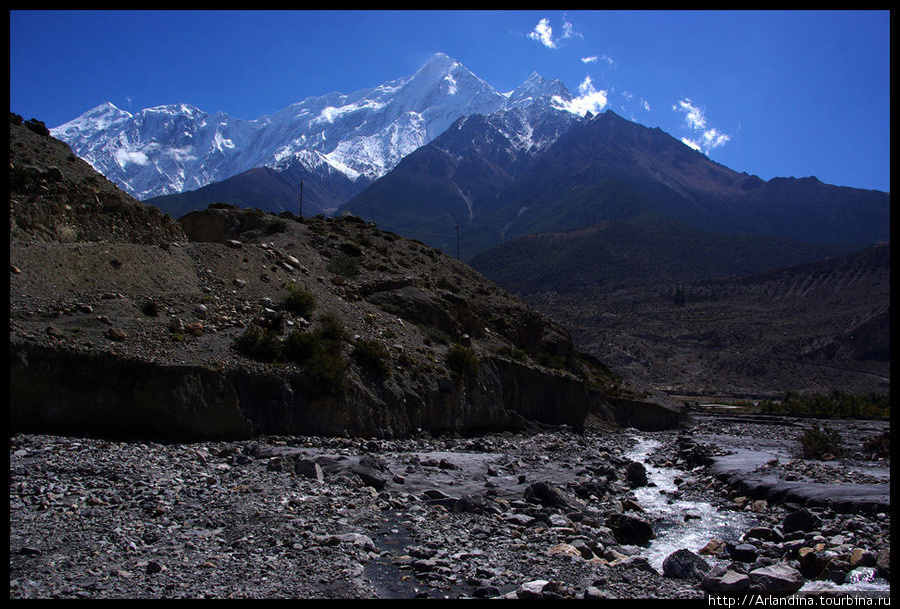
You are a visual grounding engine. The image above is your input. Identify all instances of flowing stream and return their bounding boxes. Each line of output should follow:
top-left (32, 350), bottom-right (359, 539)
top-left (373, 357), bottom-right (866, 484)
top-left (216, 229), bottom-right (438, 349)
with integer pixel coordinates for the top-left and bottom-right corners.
top-left (624, 433), bottom-right (890, 595)
top-left (623, 435), bottom-right (755, 572)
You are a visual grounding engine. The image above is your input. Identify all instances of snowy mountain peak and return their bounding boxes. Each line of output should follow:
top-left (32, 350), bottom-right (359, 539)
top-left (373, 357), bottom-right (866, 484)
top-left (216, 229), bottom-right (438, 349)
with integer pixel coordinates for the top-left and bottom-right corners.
top-left (51, 53), bottom-right (578, 202)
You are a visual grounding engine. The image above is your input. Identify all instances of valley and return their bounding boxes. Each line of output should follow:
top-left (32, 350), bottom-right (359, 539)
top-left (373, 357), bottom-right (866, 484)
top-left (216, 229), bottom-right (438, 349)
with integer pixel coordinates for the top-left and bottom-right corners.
top-left (526, 243), bottom-right (890, 400)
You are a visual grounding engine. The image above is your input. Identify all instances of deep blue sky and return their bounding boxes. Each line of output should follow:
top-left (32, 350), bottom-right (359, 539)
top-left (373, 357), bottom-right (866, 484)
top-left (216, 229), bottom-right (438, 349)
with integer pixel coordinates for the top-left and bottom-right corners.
top-left (9, 10), bottom-right (890, 192)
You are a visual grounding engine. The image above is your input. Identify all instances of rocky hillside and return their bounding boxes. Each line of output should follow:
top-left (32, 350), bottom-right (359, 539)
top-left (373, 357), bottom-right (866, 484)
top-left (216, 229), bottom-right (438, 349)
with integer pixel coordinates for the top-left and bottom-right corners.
top-left (9, 114), bottom-right (186, 244)
top-left (528, 244), bottom-right (890, 399)
top-left (10, 116), bottom-right (683, 440)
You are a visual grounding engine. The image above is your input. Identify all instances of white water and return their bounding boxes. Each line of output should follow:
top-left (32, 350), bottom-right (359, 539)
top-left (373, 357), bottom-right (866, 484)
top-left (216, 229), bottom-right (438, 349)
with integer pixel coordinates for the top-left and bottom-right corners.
top-left (624, 434), bottom-right (890, 595)
top-left (623, 435), bottom-right (755, 572)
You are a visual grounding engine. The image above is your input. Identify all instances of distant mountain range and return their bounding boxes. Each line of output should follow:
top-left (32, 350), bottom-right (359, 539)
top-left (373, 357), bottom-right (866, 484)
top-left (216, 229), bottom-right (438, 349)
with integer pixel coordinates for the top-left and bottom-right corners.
top-left (342, 108), bottom-right (889, 261)
top-left (51, 53), bottom-right (580, 216)
top-left (51, 52), bottom-right (889, 289)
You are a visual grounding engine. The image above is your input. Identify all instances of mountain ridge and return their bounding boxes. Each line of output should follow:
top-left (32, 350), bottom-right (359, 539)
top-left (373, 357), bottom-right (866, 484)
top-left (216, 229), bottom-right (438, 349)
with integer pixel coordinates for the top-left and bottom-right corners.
top-left (50, 53), bottom-right (577, 204)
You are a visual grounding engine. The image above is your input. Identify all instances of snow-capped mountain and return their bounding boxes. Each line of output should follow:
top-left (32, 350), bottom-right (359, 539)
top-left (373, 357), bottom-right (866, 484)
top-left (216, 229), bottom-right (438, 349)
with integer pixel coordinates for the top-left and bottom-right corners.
top-left (51, 53), bottom-right (578, 202)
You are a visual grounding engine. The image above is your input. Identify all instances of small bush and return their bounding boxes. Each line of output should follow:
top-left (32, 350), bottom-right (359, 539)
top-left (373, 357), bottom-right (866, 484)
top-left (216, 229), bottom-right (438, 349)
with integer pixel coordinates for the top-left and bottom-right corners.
top-left (282, 319), bottom-right (347, 398)
top-left (536, 352), bottom-right (568, 371)
top-left (422, 325), bottom-right (452, 346)
top-left (264, 218), bottom-right (288, 235)
top-left (327, 253), bottom-right (359, 279)
top-left (494, 346), bottom-right (527, 362)
top-left (795, 423), bottom-right (844, 460)
top-left (317, 313), bottom-right (346, 342)
top-left (234, 325), bottom-right (282, 363)
top-left (447, 344), bottom-right (478, 377)
top-left (862, 431), bottom-right (890, 458)
top-left (353, 339), bottom-right (391, 376)
top-left (141, 299), bottom-right (159, 317)
top-left (283, 283), bottom-right (316, 317)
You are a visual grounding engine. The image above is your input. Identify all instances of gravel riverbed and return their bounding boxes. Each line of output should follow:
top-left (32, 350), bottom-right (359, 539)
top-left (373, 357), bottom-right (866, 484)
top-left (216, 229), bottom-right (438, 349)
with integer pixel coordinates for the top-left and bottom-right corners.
top-left (9, 414), bottom-right (890, 599)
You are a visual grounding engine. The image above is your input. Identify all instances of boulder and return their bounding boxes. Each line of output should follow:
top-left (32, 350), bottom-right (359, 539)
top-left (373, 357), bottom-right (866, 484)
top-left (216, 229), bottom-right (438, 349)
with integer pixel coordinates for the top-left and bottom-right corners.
top-left (782, 508), bottom-right (822, 534)
top-left (699, 538), bottom-right (727, 556)
top-left (606, 513), bottom-right (656, 545)
top-left (748, 563), bottom-right (805, 595)
top-left (662, 549), bottom-right (711, 580)
top-left (625, 461), bottom-right (648, 488)
top-left (730, 543), bottom-right (759, 563)
top-left (701, 568), bottom-right (751, 594)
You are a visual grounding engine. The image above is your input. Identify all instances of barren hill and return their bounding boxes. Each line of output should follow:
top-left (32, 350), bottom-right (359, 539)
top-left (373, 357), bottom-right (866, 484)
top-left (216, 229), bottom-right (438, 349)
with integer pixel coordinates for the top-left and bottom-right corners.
top-left (9, 114), bottom-right (681, 440)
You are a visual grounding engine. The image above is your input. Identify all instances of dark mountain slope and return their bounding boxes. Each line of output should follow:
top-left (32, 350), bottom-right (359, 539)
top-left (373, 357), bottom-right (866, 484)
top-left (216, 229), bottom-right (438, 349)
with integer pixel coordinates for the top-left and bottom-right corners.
top-left (470, 216), bottom-right (859, 294)
top-left (146, 162), bottom-right (370, 219)
top-left (466, 110), bottom-right (888, 254)
top-left (339, 108), bottom-right (579, 254)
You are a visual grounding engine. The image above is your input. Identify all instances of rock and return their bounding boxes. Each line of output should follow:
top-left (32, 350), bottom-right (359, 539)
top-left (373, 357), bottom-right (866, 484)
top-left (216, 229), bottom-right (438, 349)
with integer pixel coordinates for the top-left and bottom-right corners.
top-left (730, 543), bottom-right (759, 563)
top-left (701, 568), bottom-right (751, 594)
top-left (329, 533), bottom-right (376, 552)
top-left (850, 548), bottom-right (877, 569)
top-left (523, 481), bottom-right (584, 513)
top-left (354, 468), bottom-right (389, 491)
top-left (744, 526), bottom-right (782, 543)
top-left (699, 538), bottom-right (727, 556)
top-left (105, 328), bottom-right (127, 341)
top-left (748, 563), bottom-right (805, 595)
top-left (547, 543), bottom-right (582, 558)
top-left (782, 508), bottom-right (822, 534)
top-left (876, 547), bottom-right (890, 580)
top-left (621, 498), bottom-right (643, 512)
top-left (625, 461), bottom-right (648, 488)
top-left (605, 513), bottom-right (656, 545)
top-left (662, 549), bottom-right (711, 580)
top-left (420, 489), bottom-right (458, 509)
top-left (294, 458), bottom-right (324, 482)
top-left (516, 579), bottom-right (550, 599)
top-left (453, 494), bottom-right (500, 516)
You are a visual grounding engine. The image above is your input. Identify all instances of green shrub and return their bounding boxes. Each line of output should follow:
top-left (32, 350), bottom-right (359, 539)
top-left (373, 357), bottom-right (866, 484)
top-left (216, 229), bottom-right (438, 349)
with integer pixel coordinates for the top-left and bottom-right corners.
top-left (141, 299), bottom-right (159, 317)
top-left (536, 352), bottom-right (568, 371)
top-left (317, 313), bottom-right (346, 342)
top-left (862, 431), bottom-right (890, 458)
top-left (795, 423), bottom-right (844, 459)
top-left (447, 344), bottom-right (478, 377)
top-left (494, 346), bottom-right (527, 362)
top-left (327, 253), bottom-right (359, 279)
top-left (282, 318), bottom-right (348, 398)
top-left (283, 282), bottom-right (317, 317)
top-left (422, 325), bottom-right (452, 346)
top-left (759, 390), bottom-right (889, 419)
top-left (234, 325), bottom-right (282, 363)
top-left (353, 339), bottom-right (391, 376)
top-left (264, 218), bottom-right (288, 235)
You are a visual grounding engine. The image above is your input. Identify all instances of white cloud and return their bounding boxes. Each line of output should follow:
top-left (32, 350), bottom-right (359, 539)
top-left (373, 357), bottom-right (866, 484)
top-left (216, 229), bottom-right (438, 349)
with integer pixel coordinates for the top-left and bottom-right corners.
top-left (701, 128), bottom-right (730, 149)
top-left (114, 148), bottom-right (150, 166)
top-left (528, 18), bottom-right (556, 49)
top-left (674, 98), bottom-right (730, 154)
top-left (560, 16), bottom-right (582, 41)
top-left (642, 98), bottom-right (651, 112)
top-left (528, 16), bottom-right (582, 49)
top-left (676, 98), bottom-right (707, 130)
top-left (681, 137), bottom-right (703, 152)
top-left (555, 76), bottom-right (608, 116)
top-left (582, 55), bottom-right (598, 63)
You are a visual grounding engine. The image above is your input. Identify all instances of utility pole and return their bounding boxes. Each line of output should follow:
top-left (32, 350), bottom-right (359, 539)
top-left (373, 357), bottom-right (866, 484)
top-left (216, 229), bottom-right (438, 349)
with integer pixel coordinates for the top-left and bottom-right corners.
top-left (455, 222), bottom-right (460, 260)
top-left (299, 179), bottom-right (303, 218)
